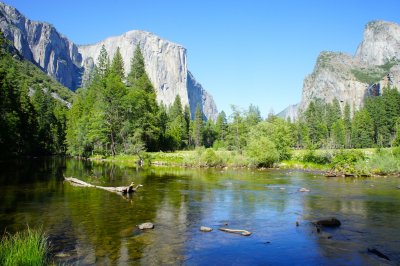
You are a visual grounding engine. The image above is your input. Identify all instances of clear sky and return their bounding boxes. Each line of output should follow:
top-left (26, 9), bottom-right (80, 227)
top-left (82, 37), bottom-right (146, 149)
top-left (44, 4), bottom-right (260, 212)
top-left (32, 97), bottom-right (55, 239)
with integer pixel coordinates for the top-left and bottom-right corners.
top-left (2, 0), bottom-right (400, 117)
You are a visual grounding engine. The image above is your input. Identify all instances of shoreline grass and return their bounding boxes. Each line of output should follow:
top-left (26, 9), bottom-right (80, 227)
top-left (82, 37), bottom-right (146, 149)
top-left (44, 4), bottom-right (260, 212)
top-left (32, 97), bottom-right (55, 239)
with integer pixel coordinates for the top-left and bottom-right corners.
top-left (0, 227), bottom-right (48, 266)
top-left (89, 148), bottom-right (400, 177)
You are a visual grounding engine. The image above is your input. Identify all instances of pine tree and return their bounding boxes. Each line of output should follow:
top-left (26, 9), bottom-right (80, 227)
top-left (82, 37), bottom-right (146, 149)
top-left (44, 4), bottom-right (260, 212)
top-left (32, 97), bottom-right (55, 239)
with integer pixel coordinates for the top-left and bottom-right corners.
top-left (326, 99), bottom-right (341, 136)
top-left (193, 104), bottom-right (203, 147)
top-left (95, 45), bottom-right (110, 80)
top-left (127, 44), bottom-right (146, 86)
top-left (110, 47), bottom-right (125, 81)
top-left (304, 100), bottom-right (328, 148)
top-left (203, 119), bottom-right (217, 148)
top-left (331, 119), bottom-right (345, 148)
top-left (246, 104), bottom-right (262, 126)
top-left (183, 105), bottom-right (191, 147)
top-left (125, 44), bottom-right (160, 151)
top-left (215, 111), bottom-right (228, 143)
top-left (343, 103), bottom-right (352, 148)
top-left (351, 108), bottom-right (374, 148)
top-left (165, 96), bottom-right (187, 150)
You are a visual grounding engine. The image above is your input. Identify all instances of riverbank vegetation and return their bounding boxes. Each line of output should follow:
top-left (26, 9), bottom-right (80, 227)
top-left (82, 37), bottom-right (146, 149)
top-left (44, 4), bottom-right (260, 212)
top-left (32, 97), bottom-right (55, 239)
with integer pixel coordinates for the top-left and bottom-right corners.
top-left (91, 147), bottom-right (400, 177)
top-left (0, 228), bottom-right (48, 266)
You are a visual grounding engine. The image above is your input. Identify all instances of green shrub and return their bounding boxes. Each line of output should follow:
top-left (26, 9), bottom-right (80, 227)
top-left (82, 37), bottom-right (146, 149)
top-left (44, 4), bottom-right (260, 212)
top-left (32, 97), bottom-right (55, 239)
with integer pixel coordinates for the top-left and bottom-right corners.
top-left (332, 150), bottom-right (364, 165)
top-left (331, 150), bottom-right (365, 173)
top-left (246, 136), bottom-right (279, 167)
top-left (0, 228), bottom-right (48, 266)
top-left (391, 147), bottom-right (400, 158)
top-left (302, 150), bottom-right (332, 164)
top-left (199, 148), bottom-right (224, 167)
top-left (366, 150), bottom-right (400, 175)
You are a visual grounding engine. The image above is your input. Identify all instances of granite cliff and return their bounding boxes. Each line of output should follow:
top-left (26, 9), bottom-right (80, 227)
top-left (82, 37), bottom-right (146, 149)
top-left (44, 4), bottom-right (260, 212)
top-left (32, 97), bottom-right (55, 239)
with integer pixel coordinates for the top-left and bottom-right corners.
top-left (279, 20), bottom-right (400, 121)
top-left (0, 2), bottom-right (217, 120)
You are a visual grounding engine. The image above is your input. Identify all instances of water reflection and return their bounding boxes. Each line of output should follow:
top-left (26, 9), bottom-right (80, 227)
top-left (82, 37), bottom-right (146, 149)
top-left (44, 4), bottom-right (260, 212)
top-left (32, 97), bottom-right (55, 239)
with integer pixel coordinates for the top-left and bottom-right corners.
top-left (0, 158), bottom-right (399, 265)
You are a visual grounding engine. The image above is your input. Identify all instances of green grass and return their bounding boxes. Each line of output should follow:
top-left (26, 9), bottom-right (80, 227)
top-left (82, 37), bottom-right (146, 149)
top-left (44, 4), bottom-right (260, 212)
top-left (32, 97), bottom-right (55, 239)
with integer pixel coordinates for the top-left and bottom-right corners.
top-left (283, 148), bottom-right (400, 176)
top-left (0, 227), bottom-right (48, 266)
top-left (90, 149), bottom-right (253, 168)
top-left (90, 148), bottom-right (400, 176)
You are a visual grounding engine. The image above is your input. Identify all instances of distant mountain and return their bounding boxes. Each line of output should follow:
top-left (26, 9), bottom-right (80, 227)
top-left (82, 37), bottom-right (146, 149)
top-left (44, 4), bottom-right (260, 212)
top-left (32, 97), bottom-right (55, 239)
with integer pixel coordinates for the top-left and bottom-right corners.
top-left (276, 104), bottom-right (298, 121)
top-left (279, 20), bottom-right (400, 120)
top-left (0, 2), bottom-right (218, 120)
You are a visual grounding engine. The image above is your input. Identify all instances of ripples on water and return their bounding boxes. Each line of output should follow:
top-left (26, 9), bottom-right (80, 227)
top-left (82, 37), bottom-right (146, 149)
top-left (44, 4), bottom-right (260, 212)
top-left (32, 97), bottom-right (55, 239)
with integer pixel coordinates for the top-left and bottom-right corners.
top-left (0, 158), bottom-right (399, 265)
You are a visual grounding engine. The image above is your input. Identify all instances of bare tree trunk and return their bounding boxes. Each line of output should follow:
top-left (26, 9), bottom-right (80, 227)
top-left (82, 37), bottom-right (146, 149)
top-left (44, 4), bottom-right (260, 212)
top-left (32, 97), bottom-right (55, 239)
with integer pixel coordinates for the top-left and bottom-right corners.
top-left (110, 131), bottom-right (116, 156)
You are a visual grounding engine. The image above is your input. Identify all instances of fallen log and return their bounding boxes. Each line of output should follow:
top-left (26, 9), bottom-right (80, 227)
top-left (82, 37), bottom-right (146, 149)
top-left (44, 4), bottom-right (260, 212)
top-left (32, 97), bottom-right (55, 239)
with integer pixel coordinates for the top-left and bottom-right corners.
top-left (219, 228), bottom-right (251, 236)
top-left (64, 177), bottom-right (142, 194)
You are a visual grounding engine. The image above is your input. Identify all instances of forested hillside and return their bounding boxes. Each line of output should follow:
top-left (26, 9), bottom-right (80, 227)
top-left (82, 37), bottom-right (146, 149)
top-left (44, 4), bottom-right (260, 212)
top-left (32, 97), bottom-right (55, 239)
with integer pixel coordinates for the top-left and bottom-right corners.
top-left (0, 32), bottom-right (73, 158)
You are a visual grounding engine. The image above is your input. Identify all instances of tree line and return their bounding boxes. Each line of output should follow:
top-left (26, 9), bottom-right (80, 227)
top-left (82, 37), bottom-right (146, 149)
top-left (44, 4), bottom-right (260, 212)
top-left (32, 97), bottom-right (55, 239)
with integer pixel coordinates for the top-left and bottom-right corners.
top-left (2, 29), bottom-right (400, 161)
top-left (293, 86), bottom-right (400, 150)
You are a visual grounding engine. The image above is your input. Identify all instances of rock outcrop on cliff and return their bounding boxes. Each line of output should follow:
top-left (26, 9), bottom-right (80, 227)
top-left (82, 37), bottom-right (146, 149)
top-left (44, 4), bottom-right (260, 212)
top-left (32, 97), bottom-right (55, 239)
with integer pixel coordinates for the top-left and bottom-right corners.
top-left (279, 20), bottom-right (400, 121)
top-left (0, 2), bottom-right (217, 120)
top-left (0, 2), bottom-right (83, 90)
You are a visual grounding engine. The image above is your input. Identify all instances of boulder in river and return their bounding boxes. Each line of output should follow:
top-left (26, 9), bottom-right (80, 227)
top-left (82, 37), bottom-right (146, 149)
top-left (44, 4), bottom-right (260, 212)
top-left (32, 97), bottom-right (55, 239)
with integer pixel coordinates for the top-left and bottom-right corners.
top-left (200, 226), bottom-right (213, 232)
top-left (138, 222), bottom-right (154, 230)
top-left (316, 218), bottom-right (341, 227)
top-left (299, 188), bottom-right (310, 192)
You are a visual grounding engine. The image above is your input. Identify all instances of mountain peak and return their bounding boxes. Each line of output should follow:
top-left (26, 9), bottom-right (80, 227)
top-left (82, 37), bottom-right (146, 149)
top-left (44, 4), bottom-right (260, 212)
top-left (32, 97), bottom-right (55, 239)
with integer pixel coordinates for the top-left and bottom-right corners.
top-left (355, 20), bottom-right (400, 65)
top-left (281, 20), bottom-right (400, 120)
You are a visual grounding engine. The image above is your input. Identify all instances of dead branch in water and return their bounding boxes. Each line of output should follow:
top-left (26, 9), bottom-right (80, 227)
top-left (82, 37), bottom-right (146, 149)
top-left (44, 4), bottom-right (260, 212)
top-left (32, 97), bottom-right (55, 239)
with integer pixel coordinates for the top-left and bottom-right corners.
top-left (219, 228), bottom-right (252, 236)
top-left (64, 177), bottom-right (142, 194)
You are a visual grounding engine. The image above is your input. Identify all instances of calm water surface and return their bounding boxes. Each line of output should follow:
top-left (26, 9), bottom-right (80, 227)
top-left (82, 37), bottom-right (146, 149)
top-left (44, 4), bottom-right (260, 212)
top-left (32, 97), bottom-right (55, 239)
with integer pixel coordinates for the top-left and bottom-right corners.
top-left (0, 158), bottom-right (399, 265)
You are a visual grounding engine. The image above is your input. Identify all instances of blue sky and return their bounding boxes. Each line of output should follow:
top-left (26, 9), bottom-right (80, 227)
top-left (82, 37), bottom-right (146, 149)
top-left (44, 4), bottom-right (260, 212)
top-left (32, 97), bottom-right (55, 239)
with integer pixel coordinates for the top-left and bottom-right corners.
top-left (3, 0), bottom-right (400, 117)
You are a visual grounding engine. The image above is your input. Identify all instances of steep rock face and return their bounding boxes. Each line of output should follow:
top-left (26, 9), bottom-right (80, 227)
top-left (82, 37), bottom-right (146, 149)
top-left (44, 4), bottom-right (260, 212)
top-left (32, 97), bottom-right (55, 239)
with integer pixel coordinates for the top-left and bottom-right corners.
top-left (355, 21), bottom-right (400, 65)
top-left (277, 104), bottom-right (298, 121)
top-left (187, 71), bottom-right (218, 120)
top-left (0, 2), bottom-right (218, 120)
top-left (79, 31), bottom-right (187, 116)
top-left (281, 20), bottom-right (400, 120)
top-left (0, 2), bottom-right (83, 89)
top-left (298, 52), bottom-right (368, 115)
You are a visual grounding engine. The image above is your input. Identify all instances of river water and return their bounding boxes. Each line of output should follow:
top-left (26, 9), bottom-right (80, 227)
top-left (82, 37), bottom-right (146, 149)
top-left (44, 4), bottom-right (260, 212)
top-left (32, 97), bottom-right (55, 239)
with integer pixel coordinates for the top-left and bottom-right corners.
top-left (0, 158), bottom-right (399, 265)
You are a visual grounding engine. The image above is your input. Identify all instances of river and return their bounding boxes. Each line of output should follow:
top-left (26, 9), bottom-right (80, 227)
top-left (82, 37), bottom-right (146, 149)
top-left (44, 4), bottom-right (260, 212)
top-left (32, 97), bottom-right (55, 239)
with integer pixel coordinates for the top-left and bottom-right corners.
top-left (0, 158), bottom-right (399, 265)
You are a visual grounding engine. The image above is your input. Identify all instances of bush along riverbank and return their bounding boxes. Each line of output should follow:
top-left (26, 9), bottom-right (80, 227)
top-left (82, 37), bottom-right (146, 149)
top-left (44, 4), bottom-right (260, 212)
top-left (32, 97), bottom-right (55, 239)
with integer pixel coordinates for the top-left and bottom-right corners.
top-left (90, 148), bottom-right (252, 169)
top-left (281, 148), bottom-right (400, 177)
top-left (0, 227), bottom-right (49, 266)
top-left (89, 147), bottom-right (400, 177)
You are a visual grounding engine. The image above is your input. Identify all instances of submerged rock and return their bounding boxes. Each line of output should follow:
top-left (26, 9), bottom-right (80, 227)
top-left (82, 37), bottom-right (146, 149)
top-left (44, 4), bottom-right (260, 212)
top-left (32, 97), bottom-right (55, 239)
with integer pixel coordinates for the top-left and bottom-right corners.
top-left (138, 222), bottom-right (154, 230)
top-left (200, 226), bottom-right (213, 232)
top-left (316, 218), bottom-right (341, 227)
top-left (368, 248), bottom-right (390, 261)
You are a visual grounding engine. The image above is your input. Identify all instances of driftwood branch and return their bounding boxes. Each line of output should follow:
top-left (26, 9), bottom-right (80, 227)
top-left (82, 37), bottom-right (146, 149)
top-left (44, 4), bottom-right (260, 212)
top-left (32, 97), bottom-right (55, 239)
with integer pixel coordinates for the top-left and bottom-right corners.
top-left (64, 177), bottom-right (142, 194)
top-left (219, 228), bottom-right (252, 236)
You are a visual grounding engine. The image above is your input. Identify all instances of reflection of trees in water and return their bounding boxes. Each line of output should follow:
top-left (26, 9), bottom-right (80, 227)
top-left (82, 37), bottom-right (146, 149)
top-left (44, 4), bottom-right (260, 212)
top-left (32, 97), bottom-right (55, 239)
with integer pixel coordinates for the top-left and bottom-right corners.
top-left (61, 163), bottom-right (202, 264)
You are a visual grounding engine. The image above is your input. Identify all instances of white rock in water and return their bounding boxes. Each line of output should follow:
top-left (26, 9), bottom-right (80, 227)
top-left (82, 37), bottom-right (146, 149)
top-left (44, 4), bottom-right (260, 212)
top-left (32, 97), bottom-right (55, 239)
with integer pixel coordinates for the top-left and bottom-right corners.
top-left (200, 226), bottom-right (213, 232)
top-left (138, 222), bottom-right (154, 230)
